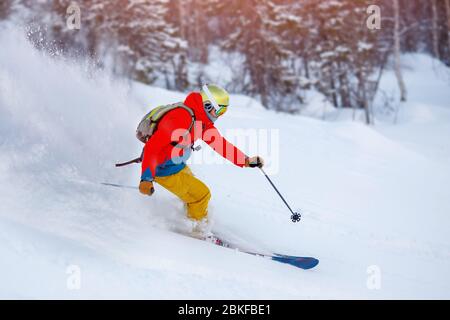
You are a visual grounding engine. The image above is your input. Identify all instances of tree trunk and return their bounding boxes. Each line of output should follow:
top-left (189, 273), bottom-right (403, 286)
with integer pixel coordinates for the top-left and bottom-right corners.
top-left (363, 97), bottom-right (371, 125)
top-left (446, 0), bottom-right (450, 57)
top-left (394, 0), bottom-right (407, 102)
top-left (329, 76), bottom-right (339, 108)
top-left (356, 72), bottom-right (371, 125)
top-left (338, 62), bottom-right (350, 108)
top-left (178, 0), bottom-right (186, 40)
top-left (431, 0), bottom-right (440, 59)
top-left (0, 0), bottom-right (13, 20)
top-left (303, 57), bottom-right (310, 88)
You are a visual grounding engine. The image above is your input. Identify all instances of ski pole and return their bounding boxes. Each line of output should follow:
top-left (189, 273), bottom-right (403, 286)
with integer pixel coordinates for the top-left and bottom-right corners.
top-left (115, 157), bottom-right (142, 167)
top-left (101, 182), bottom-right (138, 190)
top-left (115, 149), bottom-right (144, 168)
top-left (259, 168), bottom-right (301, 223)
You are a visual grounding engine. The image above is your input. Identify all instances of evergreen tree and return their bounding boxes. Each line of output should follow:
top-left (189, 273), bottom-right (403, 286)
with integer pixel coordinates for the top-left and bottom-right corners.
top-left (3, 0), bottom-right (449, 117)
top-left (106, 0), bottom-right (187, 86)
top-left (219, 0), bottom-right (299, 111)
top-left (0, 0), bottom-right (15, 21)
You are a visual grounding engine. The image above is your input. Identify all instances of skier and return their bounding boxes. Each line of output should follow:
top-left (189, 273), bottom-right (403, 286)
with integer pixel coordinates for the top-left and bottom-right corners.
top-left (138, 84), bottom-right (264, 237)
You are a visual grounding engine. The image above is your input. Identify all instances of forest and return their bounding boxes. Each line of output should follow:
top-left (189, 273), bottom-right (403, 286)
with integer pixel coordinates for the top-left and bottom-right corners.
top-left (1, 0), bottom-right (449, 122)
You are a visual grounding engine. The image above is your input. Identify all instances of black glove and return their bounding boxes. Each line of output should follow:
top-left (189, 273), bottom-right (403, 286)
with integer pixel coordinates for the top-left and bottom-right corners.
top-left (245, 156), bottom-right (265, 168)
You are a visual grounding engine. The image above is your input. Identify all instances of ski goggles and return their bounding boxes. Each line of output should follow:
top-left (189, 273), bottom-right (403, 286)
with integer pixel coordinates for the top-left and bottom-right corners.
top-left (215, 105), bottom-right (228, 117)
top-left (205, 102), bottom-right (228, 117)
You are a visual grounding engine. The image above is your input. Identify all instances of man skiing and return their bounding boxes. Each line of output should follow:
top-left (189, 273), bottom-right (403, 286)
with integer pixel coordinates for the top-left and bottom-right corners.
top-left (138, 84), bottom-right (264, 237)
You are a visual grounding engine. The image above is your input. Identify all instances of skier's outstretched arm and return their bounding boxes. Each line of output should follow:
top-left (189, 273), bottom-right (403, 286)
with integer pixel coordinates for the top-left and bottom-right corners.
top-left (202, 125), bottom-right (249, 167)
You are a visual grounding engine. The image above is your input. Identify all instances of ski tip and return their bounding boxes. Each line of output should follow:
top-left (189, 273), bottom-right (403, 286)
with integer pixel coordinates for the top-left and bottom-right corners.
top-left (272, 255), bottom-right (319, 270)
top-left (297, 257), bottom-right (319, 270)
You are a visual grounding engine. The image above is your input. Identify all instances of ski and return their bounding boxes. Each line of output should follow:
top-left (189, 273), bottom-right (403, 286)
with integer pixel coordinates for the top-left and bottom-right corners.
top-left (203, 235), bottom-right (319, 270)
top-left (271, 254), bottom-right (319, 270)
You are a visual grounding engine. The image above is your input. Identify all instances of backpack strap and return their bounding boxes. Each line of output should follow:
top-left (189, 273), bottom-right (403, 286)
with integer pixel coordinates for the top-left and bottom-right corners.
top-left (168, 103), bottom-right (196, 150)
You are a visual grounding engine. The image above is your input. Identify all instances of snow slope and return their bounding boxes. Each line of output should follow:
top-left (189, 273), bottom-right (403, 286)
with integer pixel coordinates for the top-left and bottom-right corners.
top-left (1, 27), bottom-right (450, 299)
top-left (375, 54), bottom-right (450, 162)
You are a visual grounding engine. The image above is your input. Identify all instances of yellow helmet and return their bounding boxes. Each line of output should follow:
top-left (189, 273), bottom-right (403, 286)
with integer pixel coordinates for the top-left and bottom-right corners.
top-left (201, 84), bottom-right (230, 107)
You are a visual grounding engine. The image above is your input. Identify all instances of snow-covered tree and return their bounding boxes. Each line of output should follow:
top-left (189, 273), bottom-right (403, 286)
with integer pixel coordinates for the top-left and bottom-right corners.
top-left (98, 0), bottom-right (187, 87)
top-left (0, 0), bottom-right (14, 20)
top-left (218, 0), bottom-right (300, 111)
top-left (3, 0), bottom-right (449, 117)
top-left (292, 0), bottom-right (388, 123)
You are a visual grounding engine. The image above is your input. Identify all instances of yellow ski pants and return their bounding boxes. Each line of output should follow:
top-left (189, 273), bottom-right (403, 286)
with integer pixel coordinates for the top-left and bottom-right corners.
top-left (154, 166), bottom-right (211, 221)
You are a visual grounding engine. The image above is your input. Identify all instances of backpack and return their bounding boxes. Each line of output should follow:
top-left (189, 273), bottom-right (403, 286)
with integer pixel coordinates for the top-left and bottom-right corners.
top-left (136, 102), bottom-right (195, 144)
top-left (115, 103), bottom-right (196, 168)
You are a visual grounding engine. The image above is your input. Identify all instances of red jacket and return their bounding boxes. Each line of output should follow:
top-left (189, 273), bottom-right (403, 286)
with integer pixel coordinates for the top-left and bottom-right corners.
top-left (140, 92), bottom-right (247, 181)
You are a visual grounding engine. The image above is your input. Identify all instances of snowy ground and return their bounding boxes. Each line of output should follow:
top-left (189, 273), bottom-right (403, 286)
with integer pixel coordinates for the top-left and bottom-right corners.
top-left (0, 27), bottom-right (449, 299)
